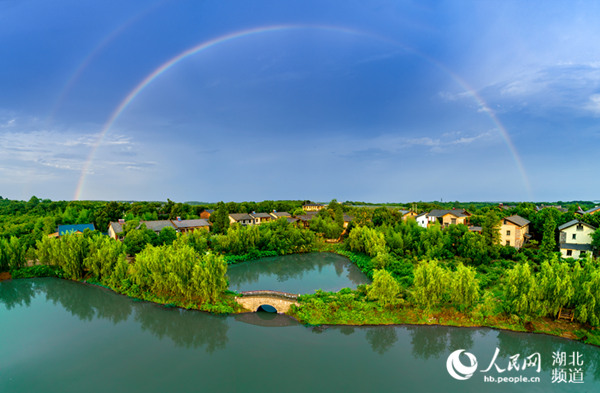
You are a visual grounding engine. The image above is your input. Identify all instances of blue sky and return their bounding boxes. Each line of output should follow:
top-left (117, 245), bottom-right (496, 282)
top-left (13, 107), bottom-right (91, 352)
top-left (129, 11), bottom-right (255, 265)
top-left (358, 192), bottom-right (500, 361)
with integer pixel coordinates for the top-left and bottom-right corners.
top-left (1, 0), bottom-right (599, 203)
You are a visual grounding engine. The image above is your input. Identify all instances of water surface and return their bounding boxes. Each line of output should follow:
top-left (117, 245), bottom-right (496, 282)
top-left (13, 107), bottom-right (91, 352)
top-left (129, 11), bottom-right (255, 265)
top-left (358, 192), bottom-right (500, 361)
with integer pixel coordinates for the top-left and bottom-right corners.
top-left (1, 278), bottom-right (600, 393)
top-left (227, 252), bottom-right (370, 294)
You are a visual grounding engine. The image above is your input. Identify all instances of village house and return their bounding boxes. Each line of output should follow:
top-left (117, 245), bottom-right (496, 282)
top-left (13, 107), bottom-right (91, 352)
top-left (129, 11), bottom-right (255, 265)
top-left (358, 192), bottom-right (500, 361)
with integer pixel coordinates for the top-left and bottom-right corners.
top-left (250, 212), bottom-right (272, 224)
top-left (427, 209), bottom-right (471, 227)
top-left (343, 214), bottom-right (353, 228)
top-left (302, 203), bottom-right (325, 212)
top-left (416, 212), bottom-right (430, 228)
top-left (172, 218), bottom-right (210, 232)
top-left (296, 212), bottom-right (318, 228)
top-left (108, 220), bottom-right (125, 240)
top-left (558, 220), bottom-right (596, 259)
top-left (398, 210), bottom-right (418, 221)
top-left (499, 215), bottom-right (530, 249)
top-left (270, 211), bottom-right (291, 220)
top-left (140, 220), bottom-right (177, 234)
top-left (585, 206), bottom-right (600, 215)
top-left (229, 213), bottom-right (255, 226)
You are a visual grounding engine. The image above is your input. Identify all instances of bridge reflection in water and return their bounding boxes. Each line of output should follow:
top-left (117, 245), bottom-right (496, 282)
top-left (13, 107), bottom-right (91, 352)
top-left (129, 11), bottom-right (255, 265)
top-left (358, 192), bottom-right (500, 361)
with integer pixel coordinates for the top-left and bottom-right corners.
top-left (235, 290), bottom-right (299, 314)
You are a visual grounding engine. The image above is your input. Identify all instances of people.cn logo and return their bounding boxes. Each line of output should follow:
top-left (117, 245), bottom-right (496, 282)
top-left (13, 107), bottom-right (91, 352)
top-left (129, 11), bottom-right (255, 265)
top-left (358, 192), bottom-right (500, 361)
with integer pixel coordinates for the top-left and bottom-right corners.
top-left (446, 349), bottom-right (478, 380)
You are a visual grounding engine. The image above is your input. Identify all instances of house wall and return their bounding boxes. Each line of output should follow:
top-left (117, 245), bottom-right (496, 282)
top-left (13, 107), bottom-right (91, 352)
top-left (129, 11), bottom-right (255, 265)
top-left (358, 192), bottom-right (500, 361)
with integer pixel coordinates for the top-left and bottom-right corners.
top-left (499, 221), bottom-right (529, 249)
top-left (402, 212), bottom-right (418, 221)
top-left (559, 224), bottom-right (594, 259)
top-left (560, 248), bottom-right (586, 259)
top-left (440, 214), bottom-right (467, 227)
top-left (560, 224), bottom-right (594, 245)
top-left (303, 205), bottom-right (324, 212)
top-left (416, 216), bottom-right (428, 228)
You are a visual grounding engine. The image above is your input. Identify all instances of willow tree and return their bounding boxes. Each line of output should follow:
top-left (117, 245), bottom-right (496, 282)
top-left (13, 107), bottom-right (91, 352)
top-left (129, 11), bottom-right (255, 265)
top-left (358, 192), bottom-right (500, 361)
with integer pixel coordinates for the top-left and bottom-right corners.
top-left (537, 259), bottom-right (574, 317)
top-left (412, 260), bottom-right (449, 309)
top-left (367, 269), bottom-right (401, 307)
top-left (450, 263), bottom-right (480, 311)
top-left (504, 262), bottom-right (539, 317)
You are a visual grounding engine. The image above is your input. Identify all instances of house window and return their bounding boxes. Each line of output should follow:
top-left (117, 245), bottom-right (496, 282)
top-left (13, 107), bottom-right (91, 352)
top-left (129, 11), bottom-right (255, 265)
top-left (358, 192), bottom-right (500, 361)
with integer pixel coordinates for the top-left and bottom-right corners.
top-left (451, 218), bottom-right (456, 225)
top-left (572, 234), bottom-right (577, 240)
top-left (504, 220), bottom-right (507, 225)
top-left (577, 224), bottom-right (583, 231)
top-left (506, 230), bottom-right (511, 236)
top-left (566, 250), bottom-right (573, 256)
top-left (506, 240), bottom-right (510, 246)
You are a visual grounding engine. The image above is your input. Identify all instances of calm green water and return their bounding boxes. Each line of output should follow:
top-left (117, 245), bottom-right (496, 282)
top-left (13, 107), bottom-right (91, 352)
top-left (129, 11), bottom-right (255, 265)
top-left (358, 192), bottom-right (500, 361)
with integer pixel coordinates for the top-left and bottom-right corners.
top-left (227, 252), bottom-right (371, 294)
top-left (1, 279), bottom-right (600, 392)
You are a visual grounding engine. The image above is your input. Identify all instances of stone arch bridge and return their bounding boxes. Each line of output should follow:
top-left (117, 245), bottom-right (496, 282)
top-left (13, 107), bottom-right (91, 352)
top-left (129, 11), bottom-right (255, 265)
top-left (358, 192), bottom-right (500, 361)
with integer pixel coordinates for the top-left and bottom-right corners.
top-left (235, 290), bottom-right (299, 314)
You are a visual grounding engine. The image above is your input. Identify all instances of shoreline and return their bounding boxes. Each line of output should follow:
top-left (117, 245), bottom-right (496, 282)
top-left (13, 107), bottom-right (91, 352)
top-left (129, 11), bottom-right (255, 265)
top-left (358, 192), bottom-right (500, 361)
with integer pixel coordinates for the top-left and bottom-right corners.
top-left (3, 274), bottom-right (598, 347)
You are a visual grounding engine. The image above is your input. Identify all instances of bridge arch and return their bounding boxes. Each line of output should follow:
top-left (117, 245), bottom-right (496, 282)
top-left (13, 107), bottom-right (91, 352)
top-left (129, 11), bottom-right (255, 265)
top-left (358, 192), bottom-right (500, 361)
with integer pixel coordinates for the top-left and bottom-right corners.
top-left (235, 290), bottom-right (299, 314)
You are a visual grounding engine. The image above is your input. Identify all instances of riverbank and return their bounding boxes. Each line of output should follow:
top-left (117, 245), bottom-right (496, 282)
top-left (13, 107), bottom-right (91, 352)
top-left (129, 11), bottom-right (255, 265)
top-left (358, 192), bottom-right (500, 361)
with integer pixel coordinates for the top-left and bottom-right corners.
top-left (4, 247), bottom-right (600, 347)
top-left (287, 290), bottom-right (600, 347)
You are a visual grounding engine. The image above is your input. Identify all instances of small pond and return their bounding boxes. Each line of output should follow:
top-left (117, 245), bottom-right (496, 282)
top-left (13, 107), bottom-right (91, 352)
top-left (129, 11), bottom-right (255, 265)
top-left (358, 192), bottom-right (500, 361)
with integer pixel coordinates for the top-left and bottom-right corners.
top-left (226, 252), bottom-right (370, 294)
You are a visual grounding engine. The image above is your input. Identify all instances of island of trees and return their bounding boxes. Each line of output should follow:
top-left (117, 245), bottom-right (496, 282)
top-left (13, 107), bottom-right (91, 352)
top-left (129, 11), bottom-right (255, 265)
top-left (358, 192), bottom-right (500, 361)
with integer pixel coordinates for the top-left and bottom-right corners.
top-left (1, 196), bottom-right (600, 345)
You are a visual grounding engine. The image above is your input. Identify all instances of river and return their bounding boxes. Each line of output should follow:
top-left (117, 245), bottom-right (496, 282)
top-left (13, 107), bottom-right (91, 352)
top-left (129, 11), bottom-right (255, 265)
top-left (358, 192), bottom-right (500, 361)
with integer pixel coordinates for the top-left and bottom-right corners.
top-left (1, 255), bottom-right (600, 392)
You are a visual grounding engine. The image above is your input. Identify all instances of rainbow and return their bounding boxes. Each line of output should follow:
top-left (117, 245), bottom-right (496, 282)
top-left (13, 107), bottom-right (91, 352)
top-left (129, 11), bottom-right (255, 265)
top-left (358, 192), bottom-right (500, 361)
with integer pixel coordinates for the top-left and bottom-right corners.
top-left (74, 24), bottom-right (531, 200)
top-left (48, 0), bottom-right (166, 125)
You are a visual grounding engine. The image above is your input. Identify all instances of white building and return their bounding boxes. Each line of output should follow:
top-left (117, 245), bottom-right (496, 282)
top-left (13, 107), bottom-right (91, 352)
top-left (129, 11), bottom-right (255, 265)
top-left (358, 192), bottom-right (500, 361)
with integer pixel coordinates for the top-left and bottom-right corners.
top-left (558, 220), bottom-right (596, 259)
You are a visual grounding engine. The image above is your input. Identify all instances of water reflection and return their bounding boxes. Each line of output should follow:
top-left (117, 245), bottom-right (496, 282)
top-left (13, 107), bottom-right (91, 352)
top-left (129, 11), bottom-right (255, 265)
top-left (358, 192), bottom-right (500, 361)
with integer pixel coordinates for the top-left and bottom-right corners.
top-left (227, 252), bottom-right (370, 293)
top-left (135, 304), bottom-right (229, 353)
top-left (0, 279), bottom-right (36, 310)
top-left (408, 326), bottom-right (475, 360)
top-left (2, 278), bottom-right (600, 388)
top-left (366, 326), bottom-right (399, 355)
top-left (234, 311), bottom-right (298, 327)
top-left (0, 278), bottom-right (228, 352)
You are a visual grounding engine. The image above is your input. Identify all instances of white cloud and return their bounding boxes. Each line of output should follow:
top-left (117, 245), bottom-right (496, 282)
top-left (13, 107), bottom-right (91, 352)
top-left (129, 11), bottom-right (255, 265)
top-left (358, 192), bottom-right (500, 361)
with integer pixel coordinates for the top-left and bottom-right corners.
top-left (585, 94), bottom-right (600, 115)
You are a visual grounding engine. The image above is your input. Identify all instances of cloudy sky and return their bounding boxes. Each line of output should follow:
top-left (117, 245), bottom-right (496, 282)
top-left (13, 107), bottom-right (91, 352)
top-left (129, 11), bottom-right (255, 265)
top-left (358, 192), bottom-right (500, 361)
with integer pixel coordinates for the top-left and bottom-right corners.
top-left (1, 0), bottom-right (599, 203)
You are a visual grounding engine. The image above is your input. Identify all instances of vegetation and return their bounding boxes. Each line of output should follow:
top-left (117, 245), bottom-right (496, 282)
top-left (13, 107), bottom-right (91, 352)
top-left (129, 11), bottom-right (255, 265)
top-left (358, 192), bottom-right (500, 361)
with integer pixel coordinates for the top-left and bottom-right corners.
top-left (2, 196), bottom-right (600, 344)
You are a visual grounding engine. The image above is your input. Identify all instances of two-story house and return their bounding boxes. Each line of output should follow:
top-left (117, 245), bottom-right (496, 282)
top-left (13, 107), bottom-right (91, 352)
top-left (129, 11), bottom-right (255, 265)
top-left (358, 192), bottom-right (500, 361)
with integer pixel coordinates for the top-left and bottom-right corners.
top-left (558, 220), bottom-right (596, 259)
top-left (428, 209), bottom-right (471, 227)
top-left (499, 215), bottom-right (530, 249)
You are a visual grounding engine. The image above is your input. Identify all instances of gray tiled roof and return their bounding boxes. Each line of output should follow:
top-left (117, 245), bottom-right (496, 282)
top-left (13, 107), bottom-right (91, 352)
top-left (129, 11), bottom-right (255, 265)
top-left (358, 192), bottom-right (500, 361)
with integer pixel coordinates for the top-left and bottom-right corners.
top-left (558, 219), bottom-right (596, 231)
top-left (271, 211), bottom-right (291, 217)
top-left (428, 209), bottom-right (470, 218)
top-left (109, 221), bottom-right (123, 234)
top-left (141, 220), bottom-right (176, 232)
top-left (229, 213), bottom-right (254, 221)
top-left (560, 243), bottom-right (593, 251)
top-left (503, 215), bottom-right (530, 227)
top-left (251, 212), bottom-right (272, 218)
top-left (173, 219), bottom-right (210, 228)
top-left (585, 206), bottom-right (600, 214)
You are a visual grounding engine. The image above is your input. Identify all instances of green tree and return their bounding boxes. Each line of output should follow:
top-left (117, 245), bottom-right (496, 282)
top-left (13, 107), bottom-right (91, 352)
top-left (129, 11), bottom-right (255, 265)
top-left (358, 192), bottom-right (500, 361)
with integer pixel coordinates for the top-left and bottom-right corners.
top-left (412, 260), bottom-right (449, 309)
top-left (450, 263), bottom-right (480, 311)
top-left (504, 262), bottom-right (539, 317)
top-left (367, 269), bottom-right (401, 307)
top-left (540, 214), bottom-right (557, 256)
top-left (158, 226), bottom-right (177, 245)
top-left (537, 258), bottom-right (574, 317)
top-left (482, 210), bottom-right (500, 246)
top-left (210, 202), bottom-right (230, 234)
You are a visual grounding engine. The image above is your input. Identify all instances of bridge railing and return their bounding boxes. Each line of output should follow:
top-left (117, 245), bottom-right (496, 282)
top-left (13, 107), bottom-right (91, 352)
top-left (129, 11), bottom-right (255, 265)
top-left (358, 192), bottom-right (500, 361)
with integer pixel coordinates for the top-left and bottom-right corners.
top-left (239, 290), bottom-right (299, 300)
